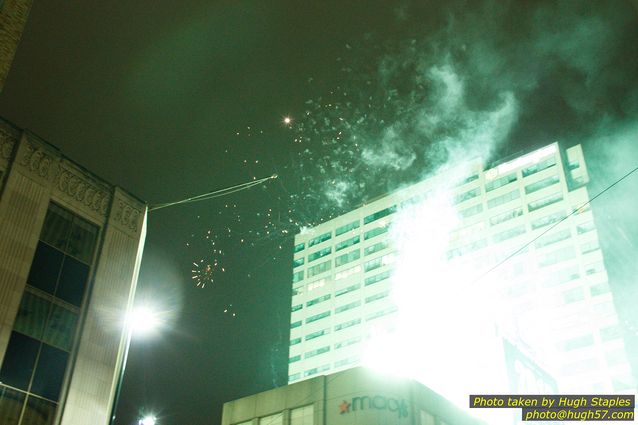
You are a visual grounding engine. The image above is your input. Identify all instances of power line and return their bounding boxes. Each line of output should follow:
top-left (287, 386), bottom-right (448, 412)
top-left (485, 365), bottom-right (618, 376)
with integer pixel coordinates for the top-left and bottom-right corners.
top-left (473, 164), bottom-right (638, 284)
top-left (149, 174), bottom-right (278, 212)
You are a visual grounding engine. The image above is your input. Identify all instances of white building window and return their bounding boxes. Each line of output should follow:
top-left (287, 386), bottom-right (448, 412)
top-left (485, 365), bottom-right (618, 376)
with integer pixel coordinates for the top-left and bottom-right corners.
top-left (259, 412), bottom-right (283, 425)
top-left (291, 405), bottom-right (314, 425)
top-left (420, 410), bottom-right (435, 425)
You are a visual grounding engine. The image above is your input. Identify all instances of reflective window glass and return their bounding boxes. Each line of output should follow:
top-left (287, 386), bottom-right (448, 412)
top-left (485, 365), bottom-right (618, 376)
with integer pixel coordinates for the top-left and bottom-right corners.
top-left (259, 412), bottom-right (283, 425)
top-left (0, 332), bottom-right (39, 390)
top-left (40, 204), bottom-right (73, 251)
top-left (43, 304), bottom-right (78, 351)
top-left (31, 344), bottom-right (69, 401)
top-left (27, 243), bottom-right (63, 294)
top-left (21, 395), bottom-right (57, 425)
top-left (67, 219), bottom-right (98, 264)
top-left (56, 257), bottom-right (89, 307)
top-left (13, 292), bottom-right (51, 340)
top-left (291, 405), bottom-right (314, 425)
top-left (0, 386), bottom-right (25, 425)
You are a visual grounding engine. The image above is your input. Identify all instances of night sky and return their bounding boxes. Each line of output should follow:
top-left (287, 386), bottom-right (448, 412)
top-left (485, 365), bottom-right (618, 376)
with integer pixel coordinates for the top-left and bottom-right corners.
top-left (1, 1), bottom-right (638, 424)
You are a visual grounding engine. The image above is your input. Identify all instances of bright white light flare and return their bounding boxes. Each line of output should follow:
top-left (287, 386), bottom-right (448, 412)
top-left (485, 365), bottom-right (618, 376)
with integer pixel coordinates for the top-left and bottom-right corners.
top-left (128, 306), bottom-right (163, 336)
top-left (361, 188), bottom-right (511, 425)
top-left (139, 415), bottom-right (156, 425)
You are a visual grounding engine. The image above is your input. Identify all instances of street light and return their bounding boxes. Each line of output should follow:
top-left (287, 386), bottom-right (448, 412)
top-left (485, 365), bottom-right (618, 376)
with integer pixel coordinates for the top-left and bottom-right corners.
top-left (109, 305), bottom-right (163, 425)
top-left (139, 415), bottom-right (157, 425)
top-left (129, 306), bottom-right (162, 336)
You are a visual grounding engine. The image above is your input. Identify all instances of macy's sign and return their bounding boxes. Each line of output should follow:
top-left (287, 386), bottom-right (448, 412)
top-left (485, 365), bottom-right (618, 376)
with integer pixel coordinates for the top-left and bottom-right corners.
top-left (339, 395), bottom-right (409, 418)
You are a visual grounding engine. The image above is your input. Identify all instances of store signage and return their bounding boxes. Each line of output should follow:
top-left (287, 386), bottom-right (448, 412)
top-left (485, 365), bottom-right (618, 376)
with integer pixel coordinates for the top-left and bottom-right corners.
top-left (339, 395), bottom-right (409, 418)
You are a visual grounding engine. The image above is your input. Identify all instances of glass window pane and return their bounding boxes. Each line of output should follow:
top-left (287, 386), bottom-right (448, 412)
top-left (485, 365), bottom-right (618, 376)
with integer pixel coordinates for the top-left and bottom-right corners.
top-left (31, 344), bottom-right (69, 401)
top-left (27, 242), bottom-right (64, 294)
top-left (0, 385), bottom-right (25, 425)
top-left (43, 304), bottom-right (78, 351)
top-left (259, 413), bottom-right (283, 425)
top-left (420, 410), bottom-right (435, 425)
top-left (40, 204), bottom-right (73, 251)
top-left (66, 219), bottom-right (98, 264)
top-left (291, 404), bottom-right (314, 425)
top-left (0, 332), bottom-right (39, 390)
top-left (13, 292), bottom-right (51, 340)
top-left (21, 395), bottom-right (57, 425)
top-left (56, 257), bottom-right (89, 307)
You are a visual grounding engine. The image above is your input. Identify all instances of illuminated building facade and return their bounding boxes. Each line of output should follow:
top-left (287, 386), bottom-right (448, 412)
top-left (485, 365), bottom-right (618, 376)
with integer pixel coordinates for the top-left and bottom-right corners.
top-left (0, 118), bottom-right (147, 424)
top-left (222, 367), bottom-right (484, 425)
top-left (288, 142), bottom-right (634, 397)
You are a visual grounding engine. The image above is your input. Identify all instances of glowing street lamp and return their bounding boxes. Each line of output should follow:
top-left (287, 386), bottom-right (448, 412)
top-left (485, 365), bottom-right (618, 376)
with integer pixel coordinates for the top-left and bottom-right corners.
top-left (109, 305), bottom-right (163, 425)
top-left (139, 415), bottom-right (157, 425)
top-left (129, 306), bottom-right (162, 336)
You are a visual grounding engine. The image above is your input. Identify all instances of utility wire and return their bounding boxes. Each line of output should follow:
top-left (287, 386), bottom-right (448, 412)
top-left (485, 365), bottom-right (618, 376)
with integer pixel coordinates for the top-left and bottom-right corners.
top-left (472, 164), bottom-right (638, 284)
top-left (149, 174), bottom-right (278, 212)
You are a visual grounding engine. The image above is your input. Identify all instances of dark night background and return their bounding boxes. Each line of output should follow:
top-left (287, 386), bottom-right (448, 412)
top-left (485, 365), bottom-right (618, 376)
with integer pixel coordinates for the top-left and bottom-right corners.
top-left (1, 1), bottom-right (637, 424)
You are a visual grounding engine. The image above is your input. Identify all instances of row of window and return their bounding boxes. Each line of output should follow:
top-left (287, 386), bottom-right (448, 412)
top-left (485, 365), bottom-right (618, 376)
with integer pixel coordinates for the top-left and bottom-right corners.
top-left (294, 227), bottom-right (389, 269)
top-left (485, 172), bottom-right (517, 192)
top-left (522, 156), bottom-right (557, 177)
top-left (291, 305), bottom-right (398, 331)
top-left (295, 206), bottom-right (399, 253)
top-left (239, 404), bottom-right (314, 425)
top-left (537, 238), bottom-right (600, 268)
top-left (288, 365), bottom-right (328, 381)
top-left (487, 189), bottom-right (520, 209)
top-left (294, 154), bottom-right (558, 256)
top-left (292, 270), bottom-right (394, 313)
top-left (524, 174), bottom-right (560, 194)
top-left (335, 249), bottom-right (360, 267)
top-left (0, 203), bottom-right (99, 425)
top-left (541, 260), bottom-right (604, 288)
top-left (448, 225), bottom-right (595, 262)
top-left (296, 249), bottom-right (394, 283)
top-left (453, 187), bottom-right (481, 205)
top-left (296, 201), bottom-right (591, 285)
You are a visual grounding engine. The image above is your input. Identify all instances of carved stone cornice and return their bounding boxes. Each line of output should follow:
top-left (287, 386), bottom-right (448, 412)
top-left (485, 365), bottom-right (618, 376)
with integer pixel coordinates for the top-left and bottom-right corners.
top-left (54, 163), bottom-right (111, 217)
top-left (112, 199), bottom-right (142, 233)
top-left (0, 129), bottom-right (15, 161)
top-left (19, 141), bottom-right (53, 179)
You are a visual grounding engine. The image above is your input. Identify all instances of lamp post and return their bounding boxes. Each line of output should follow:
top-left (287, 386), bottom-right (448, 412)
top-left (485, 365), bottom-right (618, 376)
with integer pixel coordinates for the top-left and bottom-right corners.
top-left (139, 415), bottom-right (157, 425)
top-left (109, 306), bottom-right (162, 425)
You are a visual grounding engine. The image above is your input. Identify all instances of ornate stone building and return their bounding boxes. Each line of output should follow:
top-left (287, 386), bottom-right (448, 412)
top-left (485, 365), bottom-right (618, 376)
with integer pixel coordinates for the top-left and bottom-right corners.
top-left (0, 117), bottom-right (147, 424)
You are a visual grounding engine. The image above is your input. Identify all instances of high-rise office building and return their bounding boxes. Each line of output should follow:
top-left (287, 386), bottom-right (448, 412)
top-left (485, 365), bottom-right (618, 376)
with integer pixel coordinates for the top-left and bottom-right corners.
top-left (0, 0), bottom-right (33, 91)
top-left (288, 142), bottom-right (634, 398)
top-left (0, 117), bottom-right (147, 424)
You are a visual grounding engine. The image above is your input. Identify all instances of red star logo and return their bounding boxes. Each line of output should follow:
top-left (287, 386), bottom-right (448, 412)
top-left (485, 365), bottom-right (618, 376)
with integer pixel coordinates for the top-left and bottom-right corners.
top-left (339, 400), bottom-right (350, 414)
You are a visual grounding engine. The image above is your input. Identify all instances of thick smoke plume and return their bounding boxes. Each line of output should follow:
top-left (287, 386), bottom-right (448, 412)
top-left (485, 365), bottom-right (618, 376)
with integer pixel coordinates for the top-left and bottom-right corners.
top-left (289, 1), bottom-right (637, 218)
top-left (287, 0), bottom-right (638, 388)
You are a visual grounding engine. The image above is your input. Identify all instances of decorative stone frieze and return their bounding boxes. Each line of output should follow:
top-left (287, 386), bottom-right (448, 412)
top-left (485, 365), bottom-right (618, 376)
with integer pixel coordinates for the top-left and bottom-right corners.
top-left (113, 199), bottom-right (142, 233)
top-left (54, 163), bottom-right (111, 217)
top-left (18, 141), bottom-right (53, 179)
top-left (0, 129), bottom-right (15, 161)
